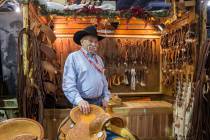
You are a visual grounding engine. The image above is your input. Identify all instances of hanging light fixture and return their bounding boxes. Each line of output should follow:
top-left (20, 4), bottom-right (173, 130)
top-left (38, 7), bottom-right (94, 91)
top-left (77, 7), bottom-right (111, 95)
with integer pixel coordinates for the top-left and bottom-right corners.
top-left (208, 1), bottom-right (210, 6)
top-left (15, 5), bottom-right (20, 13)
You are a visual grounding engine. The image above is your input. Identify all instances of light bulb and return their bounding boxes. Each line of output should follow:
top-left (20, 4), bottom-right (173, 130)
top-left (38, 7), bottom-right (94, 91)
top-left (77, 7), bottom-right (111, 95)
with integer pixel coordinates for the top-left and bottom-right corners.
top-left (15, 6), bottom-right (20, 13)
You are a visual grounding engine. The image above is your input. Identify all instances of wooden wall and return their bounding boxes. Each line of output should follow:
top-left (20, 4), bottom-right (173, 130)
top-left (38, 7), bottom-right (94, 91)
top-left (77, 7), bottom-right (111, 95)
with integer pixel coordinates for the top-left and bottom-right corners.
top-left (52, 17), bottom-right (162, 93)
top-left (53, 17), bottom-right (160, 36)
top-left (52, 16), bottom-right (161, 67)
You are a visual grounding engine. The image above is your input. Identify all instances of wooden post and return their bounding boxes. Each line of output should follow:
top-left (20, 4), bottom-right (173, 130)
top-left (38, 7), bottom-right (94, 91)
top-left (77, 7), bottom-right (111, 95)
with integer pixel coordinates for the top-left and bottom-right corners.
top-left (194, 0), bottom-right (207, 81)
top-left (172, 0), bottom-right (177, 21)
top-left (200, 1), bottom-right (207, 46)
top-left (22, 0), bottom-right (29, 76)
top-left (186, 1), bottom-right (208, 140)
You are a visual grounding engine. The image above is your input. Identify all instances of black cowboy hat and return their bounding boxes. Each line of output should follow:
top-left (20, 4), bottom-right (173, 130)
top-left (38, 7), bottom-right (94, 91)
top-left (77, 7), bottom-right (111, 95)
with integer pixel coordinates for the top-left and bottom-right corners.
top-left (73, 25), bottom-right (105, 45)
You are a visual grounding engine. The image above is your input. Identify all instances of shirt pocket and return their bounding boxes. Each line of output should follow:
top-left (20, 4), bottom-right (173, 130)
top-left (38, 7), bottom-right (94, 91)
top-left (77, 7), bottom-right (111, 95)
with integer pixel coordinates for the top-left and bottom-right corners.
top-left (77, 60), bottom-right (88, 75)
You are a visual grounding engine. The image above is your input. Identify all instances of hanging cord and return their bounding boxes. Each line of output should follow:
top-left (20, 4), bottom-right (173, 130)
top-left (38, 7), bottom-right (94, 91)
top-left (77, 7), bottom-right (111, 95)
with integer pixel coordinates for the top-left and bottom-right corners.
top-left (17, 28), bottom-right (44, 123)
top-left (187, 41), bottom-right (210, 140)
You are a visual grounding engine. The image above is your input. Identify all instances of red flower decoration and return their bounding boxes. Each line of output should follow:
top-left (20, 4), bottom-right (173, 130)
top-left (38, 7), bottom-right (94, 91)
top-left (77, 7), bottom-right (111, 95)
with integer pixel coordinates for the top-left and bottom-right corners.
top-left (76, 6), bottom-right (89, 14)
top-left (130, 6), bottom-right (144, 17)
top-left (75, 6), bottom-right (103, 15)
top-left (89, 6), bottom-right (103, 14)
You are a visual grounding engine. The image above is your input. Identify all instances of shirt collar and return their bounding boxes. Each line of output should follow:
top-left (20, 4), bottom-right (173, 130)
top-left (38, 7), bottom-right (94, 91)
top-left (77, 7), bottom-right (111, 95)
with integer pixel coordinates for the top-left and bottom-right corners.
top-left (81, 47), bottom-right (96, 58)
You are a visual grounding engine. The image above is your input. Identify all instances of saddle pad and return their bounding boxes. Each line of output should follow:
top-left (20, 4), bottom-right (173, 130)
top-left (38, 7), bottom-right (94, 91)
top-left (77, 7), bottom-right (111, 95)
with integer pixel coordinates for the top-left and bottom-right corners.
top-left (106, 130), bottom-right (126, 140)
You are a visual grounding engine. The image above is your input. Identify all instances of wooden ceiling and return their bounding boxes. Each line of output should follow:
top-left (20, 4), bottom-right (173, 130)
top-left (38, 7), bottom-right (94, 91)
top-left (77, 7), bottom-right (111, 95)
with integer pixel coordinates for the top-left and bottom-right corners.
top-left (53, 16), bottom-right (161, 38)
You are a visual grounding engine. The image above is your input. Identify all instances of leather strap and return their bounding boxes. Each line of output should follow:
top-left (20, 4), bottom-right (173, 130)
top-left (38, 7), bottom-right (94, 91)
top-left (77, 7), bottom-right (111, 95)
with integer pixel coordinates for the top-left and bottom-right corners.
top-left (80, 48), bottom-right (105, 74)
top-left (89, 113), bottom-right (125, 135)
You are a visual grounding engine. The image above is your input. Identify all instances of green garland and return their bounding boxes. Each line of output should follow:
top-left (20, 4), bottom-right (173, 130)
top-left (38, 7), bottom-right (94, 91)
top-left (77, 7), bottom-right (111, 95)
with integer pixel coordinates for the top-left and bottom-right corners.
top-left (20, 0), bottom-right (29, 4)
top-left (29, 0), bottom-right (170, 19)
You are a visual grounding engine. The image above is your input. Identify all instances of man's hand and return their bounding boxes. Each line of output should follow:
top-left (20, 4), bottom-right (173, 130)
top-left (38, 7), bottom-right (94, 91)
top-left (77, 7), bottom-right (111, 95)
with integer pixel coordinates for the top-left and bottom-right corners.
top-left (78, 100), bottom-right (90, 114)
top-left (102, 99), bottom-right (108, 108)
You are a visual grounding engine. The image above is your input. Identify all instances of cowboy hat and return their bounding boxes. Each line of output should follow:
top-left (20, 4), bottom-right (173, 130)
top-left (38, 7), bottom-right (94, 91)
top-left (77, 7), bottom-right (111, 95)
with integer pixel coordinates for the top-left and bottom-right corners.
top-left (73, 25), bottom-right (105, 45)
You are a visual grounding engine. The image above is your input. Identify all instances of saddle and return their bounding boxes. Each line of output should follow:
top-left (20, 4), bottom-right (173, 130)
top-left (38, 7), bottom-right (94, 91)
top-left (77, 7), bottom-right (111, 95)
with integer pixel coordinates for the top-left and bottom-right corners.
top-left (0, 118), bottom-right (44, 140)
top-left (59, 104), bottom-right (130, 140)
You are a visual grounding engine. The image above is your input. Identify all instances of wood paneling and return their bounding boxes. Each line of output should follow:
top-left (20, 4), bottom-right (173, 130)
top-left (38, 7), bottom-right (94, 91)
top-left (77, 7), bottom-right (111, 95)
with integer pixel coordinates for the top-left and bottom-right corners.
top-left (53, 38), bottom-right (79, 69)
top-left (52, 16), bottom-right (161, 93)
top-left (54, 28), bottom-right (159, 35)
top-left (53, 16), bottom-right (160, 36)
top-left (112, 101), bottom-right (173, 140)
top-left (43, 109), bottom-right (70, 140)
top-left (53, 17), bottom-right (153, 25)
top-left (54, 24), bottom-right (155, 30)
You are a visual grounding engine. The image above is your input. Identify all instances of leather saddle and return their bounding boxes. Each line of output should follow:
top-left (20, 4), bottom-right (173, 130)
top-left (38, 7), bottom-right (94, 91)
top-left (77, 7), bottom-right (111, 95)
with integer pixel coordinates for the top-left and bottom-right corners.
top-left (58, 104), bottom-right (129, 140)
top-left (0, 118), bottom-right (44, 140)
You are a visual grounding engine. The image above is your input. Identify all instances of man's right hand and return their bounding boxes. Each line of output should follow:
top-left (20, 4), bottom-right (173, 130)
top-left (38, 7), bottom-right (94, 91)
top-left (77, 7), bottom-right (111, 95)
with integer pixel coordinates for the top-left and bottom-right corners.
top-left (78, 100), bottom-right (90, 114)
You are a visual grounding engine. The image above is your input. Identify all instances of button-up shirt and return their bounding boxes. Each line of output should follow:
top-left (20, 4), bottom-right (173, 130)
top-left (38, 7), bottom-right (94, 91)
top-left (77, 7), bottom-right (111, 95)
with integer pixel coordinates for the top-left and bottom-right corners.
top-left (62, 48), bottom-right (110, 105)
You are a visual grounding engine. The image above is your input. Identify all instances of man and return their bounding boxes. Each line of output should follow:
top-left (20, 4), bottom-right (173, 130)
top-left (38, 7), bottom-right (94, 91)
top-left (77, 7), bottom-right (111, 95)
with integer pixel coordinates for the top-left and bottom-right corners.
top-left (62, 25), bottom-right (111, 114)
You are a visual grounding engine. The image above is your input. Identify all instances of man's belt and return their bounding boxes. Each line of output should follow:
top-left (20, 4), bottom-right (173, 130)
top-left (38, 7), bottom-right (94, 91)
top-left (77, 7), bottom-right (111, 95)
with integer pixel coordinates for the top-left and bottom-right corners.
top-left (83, 97), bottom-right (103, 106)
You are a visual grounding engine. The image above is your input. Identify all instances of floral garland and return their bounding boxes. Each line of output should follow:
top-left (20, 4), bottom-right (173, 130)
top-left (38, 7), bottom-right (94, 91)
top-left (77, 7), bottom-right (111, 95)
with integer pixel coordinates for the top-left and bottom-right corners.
top-left (43, 5), bottom-right (146, 19)
top-left (28, 0), bottom-right (169, 20)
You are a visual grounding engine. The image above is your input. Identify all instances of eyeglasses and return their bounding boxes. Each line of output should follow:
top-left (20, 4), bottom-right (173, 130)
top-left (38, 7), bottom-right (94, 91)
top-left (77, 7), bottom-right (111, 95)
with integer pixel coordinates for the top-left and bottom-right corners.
top-left (85, 39), bottom-right (99, 45)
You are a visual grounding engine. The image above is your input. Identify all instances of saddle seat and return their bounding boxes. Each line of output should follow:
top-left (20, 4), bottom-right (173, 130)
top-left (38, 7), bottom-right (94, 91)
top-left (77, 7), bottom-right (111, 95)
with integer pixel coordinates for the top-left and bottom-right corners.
top-left (0, 118), bottom-right (44, 140)
top-left (58, 104), bottom-right (136, 140)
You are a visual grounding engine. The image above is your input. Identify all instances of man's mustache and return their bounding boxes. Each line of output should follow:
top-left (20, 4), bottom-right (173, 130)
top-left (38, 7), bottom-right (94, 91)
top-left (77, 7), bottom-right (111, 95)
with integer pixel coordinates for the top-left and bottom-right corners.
top-left (87, 45), bottom-right (97, 51)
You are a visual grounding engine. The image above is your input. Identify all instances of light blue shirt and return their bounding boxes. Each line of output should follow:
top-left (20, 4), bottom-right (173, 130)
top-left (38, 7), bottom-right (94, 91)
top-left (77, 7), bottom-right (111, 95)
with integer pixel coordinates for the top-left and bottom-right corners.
top-left (62, 48), bottom-right (111, 105)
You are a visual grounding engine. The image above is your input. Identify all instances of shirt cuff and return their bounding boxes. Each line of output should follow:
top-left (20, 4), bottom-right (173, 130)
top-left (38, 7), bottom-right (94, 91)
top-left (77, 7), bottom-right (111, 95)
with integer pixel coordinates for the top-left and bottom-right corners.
top-left (74, 96), bottom-right (84, 106)
top-left (103, 96), bottom-right (110, 102)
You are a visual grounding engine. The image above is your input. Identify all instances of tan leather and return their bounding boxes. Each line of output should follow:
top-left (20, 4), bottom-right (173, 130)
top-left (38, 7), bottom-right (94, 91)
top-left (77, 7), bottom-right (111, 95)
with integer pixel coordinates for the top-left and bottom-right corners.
top-left (65, 105), bottom-right (127, 140)
top-left (0, 118), bottom-right (44, 140)
top-left (44, 82), bottom-right (57, 93)
top-left (66, 123), bottom-right (106, 140)
top-left (66, 105), bottom-right (107, 140)
top-left (70, 104), bottom-right (105, 124)
top-left (40, 25), bottom-right (56, 43)
top-left (42, 61), bottom-right (58, 74)
top-left (40, 43), bottom-right (57, 60)
top-left (59, 116), bottom-right (72, 135)
top-left (12, 134), bottom-right (37, 140)
top-left (89, 113), bottom-right (125, 135)
top-left (108, 95), bottom-right (122, 107)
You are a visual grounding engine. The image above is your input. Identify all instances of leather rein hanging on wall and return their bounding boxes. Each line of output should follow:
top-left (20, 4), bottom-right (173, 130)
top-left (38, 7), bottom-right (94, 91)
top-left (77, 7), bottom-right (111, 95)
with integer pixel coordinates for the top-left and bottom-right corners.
top-left (98, 38), bottom-right (159, 92)
top-left (17, 23), bottom-right (60, 123)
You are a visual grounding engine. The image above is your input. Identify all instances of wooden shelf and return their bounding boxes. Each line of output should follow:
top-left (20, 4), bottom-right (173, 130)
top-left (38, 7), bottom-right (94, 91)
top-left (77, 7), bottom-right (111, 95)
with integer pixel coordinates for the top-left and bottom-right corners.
top-left (114, 92), bottom-right (163, 96)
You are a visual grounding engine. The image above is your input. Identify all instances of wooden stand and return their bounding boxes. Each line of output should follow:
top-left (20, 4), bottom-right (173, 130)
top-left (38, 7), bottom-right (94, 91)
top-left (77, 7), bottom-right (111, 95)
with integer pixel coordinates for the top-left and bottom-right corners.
top-left (112, 101), bottom-right (173, 140)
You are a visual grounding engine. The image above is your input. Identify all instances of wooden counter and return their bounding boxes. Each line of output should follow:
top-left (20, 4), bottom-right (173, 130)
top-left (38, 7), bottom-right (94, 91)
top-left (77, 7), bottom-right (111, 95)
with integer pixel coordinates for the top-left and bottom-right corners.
top-left (43, 101), bottom-right (173, 140)
top-left (112, 101), bottom-right (173, 140)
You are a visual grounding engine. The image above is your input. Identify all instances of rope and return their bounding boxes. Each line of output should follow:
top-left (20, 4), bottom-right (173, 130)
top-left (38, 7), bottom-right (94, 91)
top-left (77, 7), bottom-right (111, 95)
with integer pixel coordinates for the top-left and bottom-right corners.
top-left (187, 41), bottom-right (210, 140)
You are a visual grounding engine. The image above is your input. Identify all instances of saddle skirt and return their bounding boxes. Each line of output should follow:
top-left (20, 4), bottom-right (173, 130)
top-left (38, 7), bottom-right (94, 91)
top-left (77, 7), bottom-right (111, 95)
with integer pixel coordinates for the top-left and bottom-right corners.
top-left (65, 104), bottom-right (126, 140)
